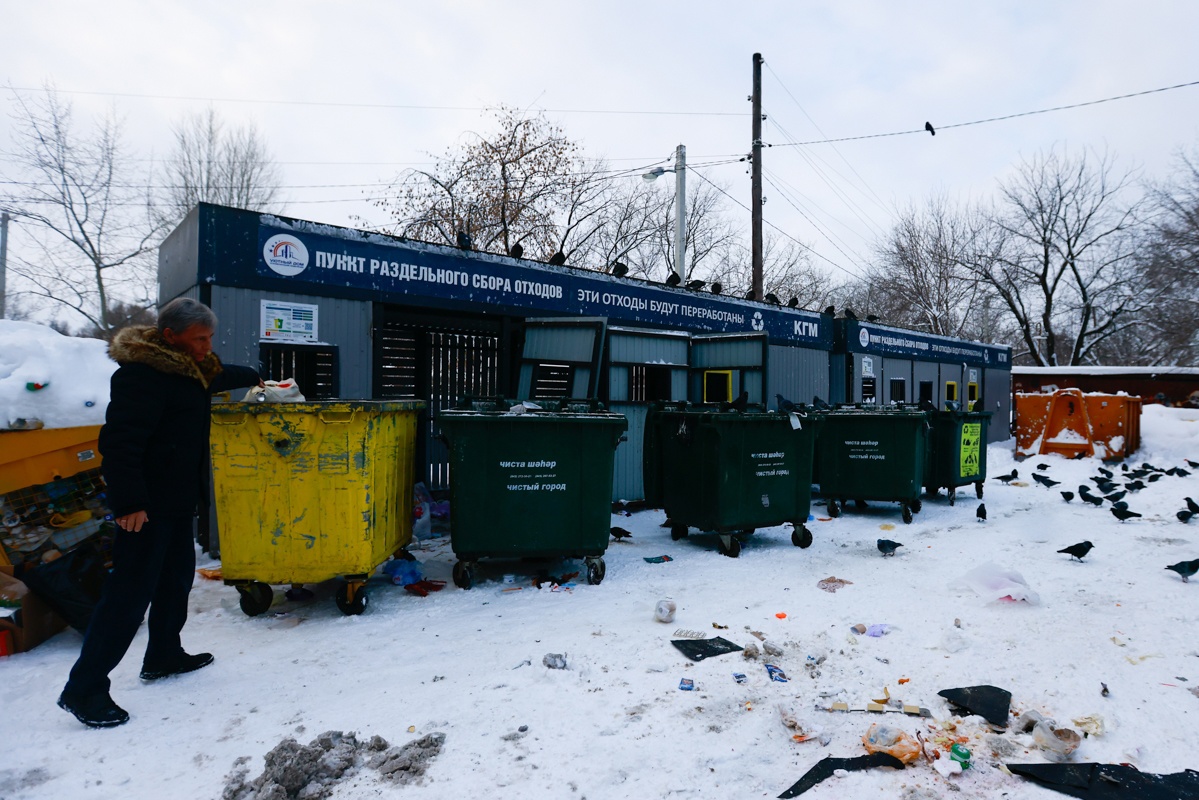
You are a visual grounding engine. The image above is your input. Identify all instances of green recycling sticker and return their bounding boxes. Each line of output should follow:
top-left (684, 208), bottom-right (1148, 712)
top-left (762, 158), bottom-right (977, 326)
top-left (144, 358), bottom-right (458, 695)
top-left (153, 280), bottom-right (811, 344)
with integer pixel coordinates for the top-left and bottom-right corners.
top-left (960, 423), bottom-right (982, 477)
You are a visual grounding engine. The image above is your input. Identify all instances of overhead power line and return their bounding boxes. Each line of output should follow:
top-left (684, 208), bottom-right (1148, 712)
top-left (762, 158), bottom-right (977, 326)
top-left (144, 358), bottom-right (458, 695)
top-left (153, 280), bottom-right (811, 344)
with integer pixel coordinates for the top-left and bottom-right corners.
top-left (767, 79), bottom-right (1199, 147)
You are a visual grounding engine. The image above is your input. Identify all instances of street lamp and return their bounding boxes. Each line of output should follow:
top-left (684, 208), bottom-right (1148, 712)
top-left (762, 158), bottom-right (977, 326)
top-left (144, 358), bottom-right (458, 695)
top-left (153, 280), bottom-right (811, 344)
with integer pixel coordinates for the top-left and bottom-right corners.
top-left (642, 144), bottom-right (686, 285)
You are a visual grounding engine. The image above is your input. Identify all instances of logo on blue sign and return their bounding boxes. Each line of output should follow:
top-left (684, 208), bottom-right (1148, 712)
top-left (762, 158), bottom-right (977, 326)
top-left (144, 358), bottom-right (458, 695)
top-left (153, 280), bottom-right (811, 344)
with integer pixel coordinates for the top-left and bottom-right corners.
top-left (859, 327), bottom-right (870, 348)
top-left (263, 234), bottom-right (309, 276)
top-left (751, 311), bottom-right (764, 332)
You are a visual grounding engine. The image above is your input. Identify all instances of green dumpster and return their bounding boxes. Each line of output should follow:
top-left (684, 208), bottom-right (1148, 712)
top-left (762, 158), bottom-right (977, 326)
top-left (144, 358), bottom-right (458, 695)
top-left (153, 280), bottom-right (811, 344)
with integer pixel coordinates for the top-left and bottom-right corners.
top-left (815, 407), bottom-right (929, 524)
top-left (643, 404), bottom-right (823, 558)
top-left (436, 398), bottom-right (628, 589)
top-left (924, 408), bottom-right (993, 504)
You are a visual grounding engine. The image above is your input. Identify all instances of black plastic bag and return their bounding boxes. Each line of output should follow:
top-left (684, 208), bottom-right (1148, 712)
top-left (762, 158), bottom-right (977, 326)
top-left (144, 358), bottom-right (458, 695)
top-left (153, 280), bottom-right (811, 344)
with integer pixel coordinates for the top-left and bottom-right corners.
top-left (20, 544), bottom-right (107, 632)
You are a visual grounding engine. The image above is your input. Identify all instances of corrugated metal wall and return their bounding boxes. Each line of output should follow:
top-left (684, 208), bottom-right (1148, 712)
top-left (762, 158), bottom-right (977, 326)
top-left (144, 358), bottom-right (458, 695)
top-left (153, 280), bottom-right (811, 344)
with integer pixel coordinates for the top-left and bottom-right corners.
top-left (766, 345), bottom-right (828, 410)
top-left (914, 361), bottom-right (940, 405)
top-left (940, 363), bottom-right (966, 406)
top-left (985, 367), bottom-right (1012, 442)
top-left (609, 403), bottom-right (645, 502)
top-left (608, 333), bottom-right (688, 366)
top-left (690, 338), bottom-right (764, 368)
top-left (830, 354), bottom-right (847, 404)
top-left (883, 358), bottom-right (912, 403)
top-left (522, 327), bottom-right (597, 361)
top-left (205, 285), bottom-right (374, 399)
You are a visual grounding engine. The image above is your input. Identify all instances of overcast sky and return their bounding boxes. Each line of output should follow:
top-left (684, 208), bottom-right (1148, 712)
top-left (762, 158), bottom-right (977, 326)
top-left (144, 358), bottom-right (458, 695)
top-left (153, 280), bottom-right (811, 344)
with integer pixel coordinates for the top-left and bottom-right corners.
top-left (3, 0), bottom-right (1198, 290)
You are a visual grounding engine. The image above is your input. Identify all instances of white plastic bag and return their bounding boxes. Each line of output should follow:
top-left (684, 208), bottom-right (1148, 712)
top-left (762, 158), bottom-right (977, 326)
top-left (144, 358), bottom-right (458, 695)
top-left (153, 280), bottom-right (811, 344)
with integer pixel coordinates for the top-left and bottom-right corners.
top-left (949, 562), bottom-right (1040, 605)
top-left (244, 379), bottom-right (305, 403)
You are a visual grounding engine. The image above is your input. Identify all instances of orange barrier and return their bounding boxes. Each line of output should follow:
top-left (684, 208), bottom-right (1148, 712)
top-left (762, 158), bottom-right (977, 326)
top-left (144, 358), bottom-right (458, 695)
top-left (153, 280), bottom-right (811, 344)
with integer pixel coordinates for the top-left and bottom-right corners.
top-left (1014, 390), bottom-right (1141, 460)
top-left (0, 426), bottom-right (103, 495)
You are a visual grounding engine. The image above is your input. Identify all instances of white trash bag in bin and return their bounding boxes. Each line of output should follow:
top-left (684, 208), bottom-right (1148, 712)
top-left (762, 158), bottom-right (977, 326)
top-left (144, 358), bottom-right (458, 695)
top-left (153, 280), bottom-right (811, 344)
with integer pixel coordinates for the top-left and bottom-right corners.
top-left (243, 379), bottom-right (306, 403)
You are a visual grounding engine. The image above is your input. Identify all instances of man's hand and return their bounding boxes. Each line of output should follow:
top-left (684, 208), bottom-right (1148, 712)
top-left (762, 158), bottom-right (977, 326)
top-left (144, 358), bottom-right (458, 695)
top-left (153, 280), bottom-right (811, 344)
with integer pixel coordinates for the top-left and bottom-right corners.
top-left (116, 510), bottom-right (149, 532)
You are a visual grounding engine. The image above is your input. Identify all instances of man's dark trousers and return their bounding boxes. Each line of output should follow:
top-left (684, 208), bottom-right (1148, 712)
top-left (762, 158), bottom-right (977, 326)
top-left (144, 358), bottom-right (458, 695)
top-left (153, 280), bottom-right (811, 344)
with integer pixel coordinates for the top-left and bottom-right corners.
top-left (64, 514), bottom-right (196, 697)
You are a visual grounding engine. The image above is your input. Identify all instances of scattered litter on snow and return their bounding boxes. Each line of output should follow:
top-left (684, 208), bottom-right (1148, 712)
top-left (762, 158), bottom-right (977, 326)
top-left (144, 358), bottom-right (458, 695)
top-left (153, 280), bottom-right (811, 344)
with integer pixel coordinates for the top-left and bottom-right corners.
top-left (950, 561), bottom-right (1041, 604)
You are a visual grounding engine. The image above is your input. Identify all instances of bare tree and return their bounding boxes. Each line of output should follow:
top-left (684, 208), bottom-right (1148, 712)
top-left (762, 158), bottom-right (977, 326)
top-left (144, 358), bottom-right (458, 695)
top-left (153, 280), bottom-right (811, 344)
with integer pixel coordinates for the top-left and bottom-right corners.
top-left (704, 233), bottom-right (834, 309)
top-left (161, 107), bottom-right (282, 226)
top-left (0, 87), bottom-right (162, 332)
top-left (968, 147), bottom-right (1149, 366)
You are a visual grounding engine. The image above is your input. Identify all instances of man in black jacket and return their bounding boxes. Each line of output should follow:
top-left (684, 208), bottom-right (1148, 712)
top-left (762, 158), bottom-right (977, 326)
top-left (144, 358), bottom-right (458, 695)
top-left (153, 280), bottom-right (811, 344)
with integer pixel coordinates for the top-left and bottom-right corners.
top-left (59, 298), bottom-right (261, 728)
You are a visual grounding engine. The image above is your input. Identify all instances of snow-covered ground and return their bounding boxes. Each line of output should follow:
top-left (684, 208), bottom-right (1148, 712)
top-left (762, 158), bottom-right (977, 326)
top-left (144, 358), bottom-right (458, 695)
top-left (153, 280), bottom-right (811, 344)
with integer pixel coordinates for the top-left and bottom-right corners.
top-left (2, 404), bottom-right (1196, 799)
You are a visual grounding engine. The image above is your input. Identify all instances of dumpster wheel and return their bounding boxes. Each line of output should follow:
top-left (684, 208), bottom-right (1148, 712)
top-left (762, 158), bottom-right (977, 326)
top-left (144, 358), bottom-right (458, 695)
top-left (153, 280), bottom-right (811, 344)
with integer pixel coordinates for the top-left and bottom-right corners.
top-left (335, 581), bottom-right (368, 616)
top-left (585, 557), bottom-right (606, 585)
top-left (792, 525), bottom-right (813, 548)
top-left (717, 534), bottom-right (741, 558)
top-left (901, 504), bottom-right (914, 525)
top-left (949, 488), bottom-right (957, 506)
top-left (827, 500), bottom-right (841, 518)
top-left (452, 561), bottom-right (475, 590)
top-left (236, 582), bottom-right (273, 617)
top-left (670, 523), bottom-right (689, 541)
top-left (911, 498), bottom-right (923, 514)
top-left (975, 481), bottom-right (984, 499)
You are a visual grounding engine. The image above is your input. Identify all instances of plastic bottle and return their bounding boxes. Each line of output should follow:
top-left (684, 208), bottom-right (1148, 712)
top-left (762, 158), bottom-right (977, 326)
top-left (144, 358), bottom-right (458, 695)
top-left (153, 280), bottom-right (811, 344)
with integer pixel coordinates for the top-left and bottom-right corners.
top-left (949, 743), bottom-right (971, 769)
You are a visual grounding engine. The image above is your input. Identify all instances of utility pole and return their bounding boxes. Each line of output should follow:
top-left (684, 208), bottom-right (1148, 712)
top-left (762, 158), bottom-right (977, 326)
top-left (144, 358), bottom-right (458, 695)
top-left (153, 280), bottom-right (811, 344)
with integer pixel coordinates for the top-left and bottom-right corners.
top-left (751, 53), bottom-right (764, 301)
top-left (0, 212), bottom-right (9, 319)
top-left (673, 144), bottom-right (687, 284)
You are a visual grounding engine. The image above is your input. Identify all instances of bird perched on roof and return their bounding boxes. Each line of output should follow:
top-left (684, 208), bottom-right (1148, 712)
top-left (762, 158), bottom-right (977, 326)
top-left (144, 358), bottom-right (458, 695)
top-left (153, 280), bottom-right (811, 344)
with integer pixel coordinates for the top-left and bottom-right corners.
top-left (1177, 510), bottom-right (1194, 523)
top-left (993, 468), bottom-right (1018, 484)
top-left (744, 288), bottom-right (756, 300)
top-left (710, 282), bottom-right (722, 295)
top-left (685, 279), bottom-right (705, 290)
top-left (823, 305), bottom-right (835, 316)
top-left (764, 293), bottom-right (781, 305)
top-left (1186, 497), bottom-right (1199, 514)
top-left (665, 272), bottom-right (681, 287)
top-left (609, 261), bottom-right (628, 277)
top-left (877, 539), bottom-right (903, 557)
top-left (1033, 473), bottom-right (1061, 488)
top-left (787, 297), bottom-right (800, 308)
top-left (1111, 507), bottom-right (1142, 523)
top-left (548, 251), bottom-right (567, 266)
top-left (843, 308), bottom-right (858, 320)
top-left (1060, 491), bottom-right (1075, 503)
top-left (1165, 559), bottom-right (1199, 582)
top-left (456, 230), bottom-right (473, 250)
top-left (776, 394), bottom-right (799, 412)
top-left (509, 242), bottom-right (524, 259)
top-left (722, 390), bottom-right (750, 413)
top-left (866, 314), bottom-right (880, 322)
top-left (1058, 541), bottom-right (1094, 562)
top-left (610, 526), bottom-right (633, 542)
top-left (976, 503), bottom-right (987, 522)
top-left (812, 396), bottom-right (831, 411)
top-left (924, 121), bottom-right (936, 136)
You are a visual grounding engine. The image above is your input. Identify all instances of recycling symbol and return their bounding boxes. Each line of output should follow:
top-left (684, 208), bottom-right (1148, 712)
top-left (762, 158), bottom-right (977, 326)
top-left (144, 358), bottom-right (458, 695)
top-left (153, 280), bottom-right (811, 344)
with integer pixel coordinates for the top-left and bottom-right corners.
top-left (751, 311), bottom-right (764, 332)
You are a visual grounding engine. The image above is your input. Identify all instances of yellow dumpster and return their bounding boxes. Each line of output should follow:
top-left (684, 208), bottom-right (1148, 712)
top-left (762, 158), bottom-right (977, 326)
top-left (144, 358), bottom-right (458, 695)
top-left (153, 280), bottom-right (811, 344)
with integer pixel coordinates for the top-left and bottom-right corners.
top-left (209, 401), bottom-right (423, 616)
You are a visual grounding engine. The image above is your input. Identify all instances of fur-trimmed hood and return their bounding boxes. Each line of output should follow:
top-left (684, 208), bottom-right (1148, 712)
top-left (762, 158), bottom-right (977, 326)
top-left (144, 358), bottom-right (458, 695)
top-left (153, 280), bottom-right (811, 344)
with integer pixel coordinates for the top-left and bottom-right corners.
top-left (109, 326), bottom-right (224, 388)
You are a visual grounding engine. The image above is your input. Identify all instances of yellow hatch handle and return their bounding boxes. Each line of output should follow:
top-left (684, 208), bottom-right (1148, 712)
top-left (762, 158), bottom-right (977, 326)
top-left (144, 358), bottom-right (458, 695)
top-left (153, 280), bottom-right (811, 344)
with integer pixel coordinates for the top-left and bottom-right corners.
top-left (319, 409), bottom-right (356, 424)
top-left (212, 413), bottom-right (247, 425)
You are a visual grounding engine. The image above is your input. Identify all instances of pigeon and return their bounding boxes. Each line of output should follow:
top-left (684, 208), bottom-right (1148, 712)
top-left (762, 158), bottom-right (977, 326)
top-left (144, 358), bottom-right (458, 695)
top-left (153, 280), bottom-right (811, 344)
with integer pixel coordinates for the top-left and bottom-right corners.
top-left (1167, 467), bottom-right (1190, 477)
top-left (1111, 501), bottom-right (1129, 511)
top-left (509, 242), bottom-right (524, 259)
top-left (548, 250), bottom-right (567, 266)
top-left (1060, 491), bottom-right (1075, 503)
top-left (776, 394), bottom-right (799, 412)
top-left (822, 305), bottom-right (835, 316)
top-left (1033, 473), bottom-right (1061, 488)
top-left (764, 293), bottom-right (781, 305)
top-left (812, 396), bottom-right (832, 411)
top-left (1120, 463), bottom-right (1129, 472)
top-left (1165, 559), bottom-right (1199, 582)
top-left (1103, 491), bottom-right (1127, 503)
top-left (976, 503), bottom-right (987, 522)
top-left (1079, 488), bottom-right (1104, 507)
top-left (610, 526), bottom-right (633, 542)
top-left (866, 314), bottom-right (880, 322)
top-left (744, 288), bottom-right (756, 300)
top-left (665, 271), bottom-right (681, 287)
top-left (1037, 463), bottom-right (1051, 471)
top-left (1058, 541), bottom-right (1094, 562)
top-left (456, 230), bottom-right (473, 250)
top-left (993, 469), bottom-right (1018, 484)
top-left (877, 539), bottom-right (903, 557)
top-left (1188, 498), bottom-right (1199, 514)
top-left (1186, 459), bottom-right (1199, 469)
top-left (686, 279), bottom-right (705, 290)
top-left (1111, 507), bottom-right (1142, 523)
top-left (1098, 467), bottom-right (1113, 479)
top-left (1148, 473), bottom-right (1163, 483)
top-left (924, 121), bottom-right (936, 136)
top-left (710, 282), bottom-right (722, 295)
top-left (722, 390), bottom-right (750, 413)
top-left (787, 297), bottom-right (800, 308)
top-left (609, 260), bottom-right (628, 276)
top-left (843, 308), bottom-right (858, 320)
top-left (1124, 480), bottom-right (1145, 492)
top-left (1177, 510), bottom-right (1194, 523)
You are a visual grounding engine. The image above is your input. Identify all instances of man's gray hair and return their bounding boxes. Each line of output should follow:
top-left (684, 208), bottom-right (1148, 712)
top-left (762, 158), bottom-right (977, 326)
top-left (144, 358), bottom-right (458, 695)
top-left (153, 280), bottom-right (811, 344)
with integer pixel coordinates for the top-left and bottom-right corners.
top-left (158, 297), bottom-right (217, 333)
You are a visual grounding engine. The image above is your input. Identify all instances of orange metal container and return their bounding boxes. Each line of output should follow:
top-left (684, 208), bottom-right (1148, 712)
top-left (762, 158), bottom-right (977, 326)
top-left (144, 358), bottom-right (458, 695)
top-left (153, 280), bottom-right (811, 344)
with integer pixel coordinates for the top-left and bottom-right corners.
top-left (0, 426), bottom-right (103, 495)
top-left (1014, 390), bottom-right (1141, 460)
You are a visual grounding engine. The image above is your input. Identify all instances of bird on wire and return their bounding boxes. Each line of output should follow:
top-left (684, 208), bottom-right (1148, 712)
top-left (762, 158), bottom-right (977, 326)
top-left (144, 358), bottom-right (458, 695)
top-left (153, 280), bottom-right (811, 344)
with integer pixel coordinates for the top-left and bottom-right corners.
top-left (1058, 541), bottom-right (1094, 562)
top-left (976, 503), bottom-right (987, 522)
top-left (877, 539), bottom-right (903, 557)
top-left (685, 279), bottom-right (705, 291)
top-left (665, 271), bottom-right (681, 287)
top-left (1111, 507), bottom-right (1142, 523)
top-left (509, 242), bottom-right (524, 259)
top-left (710, 282), bottom-right (722, 295)
top-left (1187, 498), bottom-right (1199, 514)
top-left (1165, 559), bottom-right (1199, 582)
top-left (924, 121), bottom-right (936, 136)
top-left (1060, 491), bottom-right (1075, 503)
top-left (994, 469), bottom-right (1018, 484)
top-left (609, 261), bottom-right (627, 277)
top-left (456, 230), bottom-right (473, 250)
top-left (548, 251), bottom-right (567, 266)
top-left (610, 526), bottom-right (633, 542)
top-left (1033, 473), bottom-right (1061, 488)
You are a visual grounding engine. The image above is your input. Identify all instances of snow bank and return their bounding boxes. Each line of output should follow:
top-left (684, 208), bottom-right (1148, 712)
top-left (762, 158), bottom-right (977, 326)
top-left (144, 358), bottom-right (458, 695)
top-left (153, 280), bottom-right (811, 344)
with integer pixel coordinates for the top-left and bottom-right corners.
top-left (0, 320), bottom-right (115, 429)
